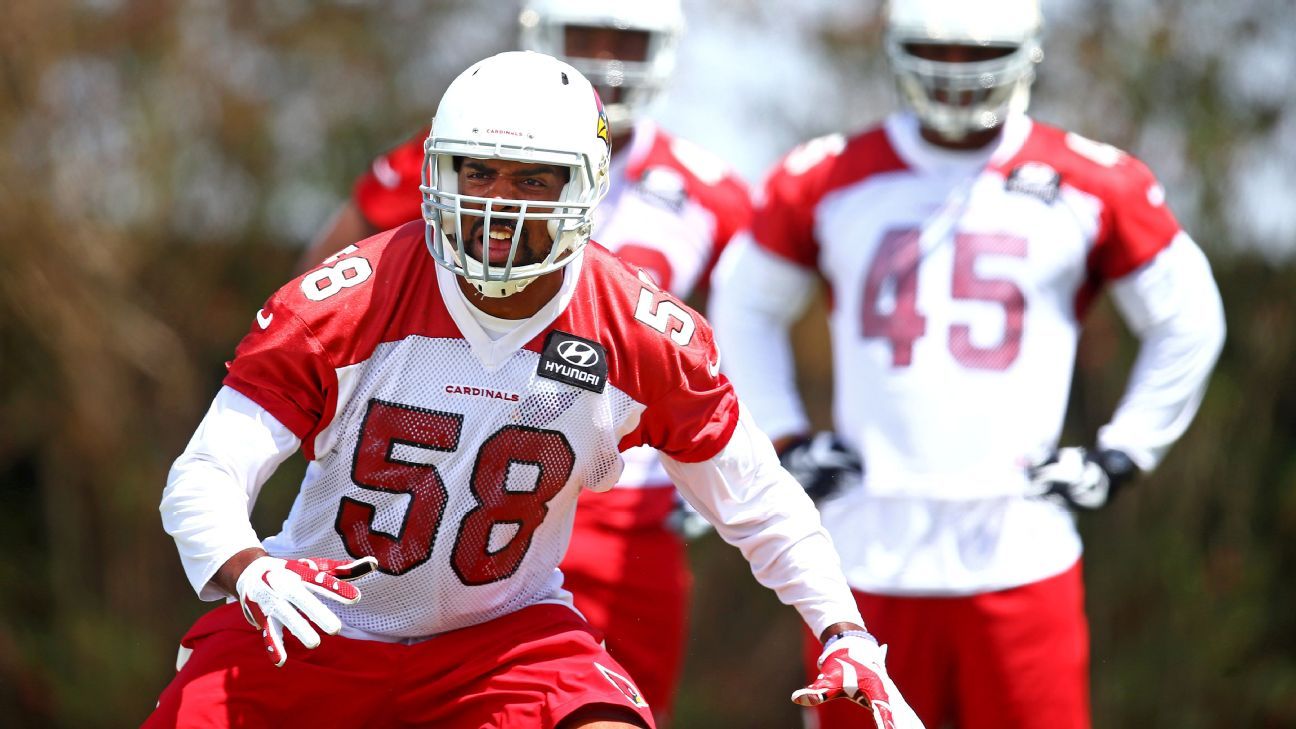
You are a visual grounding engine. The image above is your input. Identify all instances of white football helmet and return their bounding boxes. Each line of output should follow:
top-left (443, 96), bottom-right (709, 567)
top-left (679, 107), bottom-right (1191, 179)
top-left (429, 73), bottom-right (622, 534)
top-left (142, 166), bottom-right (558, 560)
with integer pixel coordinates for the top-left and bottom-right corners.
top-left (518, 0), bottom-right (684, 129)
top-left (421, 51), bottom-right (612, 298)
top-left (886, 0), bottom-right (1043, 139)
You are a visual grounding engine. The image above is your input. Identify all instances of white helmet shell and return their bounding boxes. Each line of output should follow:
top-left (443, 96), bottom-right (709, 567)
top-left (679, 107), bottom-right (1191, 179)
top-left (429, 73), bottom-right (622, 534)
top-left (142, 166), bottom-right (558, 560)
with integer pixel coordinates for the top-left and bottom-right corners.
top-left (518, 0), bottom-right (684, 130)
top-left (885, 0), bottom-right (1043, 139)
top-left (421, 51), bottom-right (612, 298)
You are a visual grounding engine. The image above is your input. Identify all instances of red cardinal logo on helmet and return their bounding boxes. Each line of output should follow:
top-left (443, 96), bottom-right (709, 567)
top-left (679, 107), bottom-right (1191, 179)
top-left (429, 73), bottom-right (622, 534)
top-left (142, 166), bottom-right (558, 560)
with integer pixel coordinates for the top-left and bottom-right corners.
top-left (594, 89), bottom-right (610, 150)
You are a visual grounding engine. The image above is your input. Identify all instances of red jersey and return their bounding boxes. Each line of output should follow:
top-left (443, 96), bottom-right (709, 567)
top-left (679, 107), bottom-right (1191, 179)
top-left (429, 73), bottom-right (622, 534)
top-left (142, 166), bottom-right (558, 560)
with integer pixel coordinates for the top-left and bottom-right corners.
top-left (224, 222), bottom-right (738, 638)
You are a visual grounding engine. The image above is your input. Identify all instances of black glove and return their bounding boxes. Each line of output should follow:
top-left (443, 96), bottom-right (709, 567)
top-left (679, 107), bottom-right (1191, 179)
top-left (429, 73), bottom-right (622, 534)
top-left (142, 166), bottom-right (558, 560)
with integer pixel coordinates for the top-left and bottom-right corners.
top-left (666, 495), bottom-right (713, 541)
top-left (778, 432), bottom-right (863, 504)
top-left (1028, 447), bottom-right (1138, 510)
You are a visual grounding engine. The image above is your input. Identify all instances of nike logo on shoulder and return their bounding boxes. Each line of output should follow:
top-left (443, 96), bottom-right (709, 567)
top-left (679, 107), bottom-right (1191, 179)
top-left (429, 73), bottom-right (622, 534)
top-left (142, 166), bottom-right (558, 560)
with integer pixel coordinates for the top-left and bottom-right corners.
top-left (706, 353), bottom-right (721, 378)
top-left (256, 308), bottom-right (273, 329)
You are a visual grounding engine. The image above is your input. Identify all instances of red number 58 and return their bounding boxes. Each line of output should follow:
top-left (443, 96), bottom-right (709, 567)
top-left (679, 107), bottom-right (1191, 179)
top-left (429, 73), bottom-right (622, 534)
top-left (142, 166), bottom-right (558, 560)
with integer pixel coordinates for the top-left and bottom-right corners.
top-left (336, 399), bottom-right (575, 585)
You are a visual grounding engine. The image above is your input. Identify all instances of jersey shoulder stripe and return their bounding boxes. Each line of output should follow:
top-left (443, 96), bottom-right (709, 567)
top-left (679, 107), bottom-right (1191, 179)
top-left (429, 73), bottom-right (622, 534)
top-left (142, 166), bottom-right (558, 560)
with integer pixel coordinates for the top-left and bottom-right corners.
top-left (623, 126), bottom-right (754, 256)
top-left (751, 125), bottom-right (906, 269)
top-left (559, 244), bottom-right (738, 463)
top-left (223, 221), bottom-right (451, 450)
top-left (997, 121), bottom-right (1181, 281)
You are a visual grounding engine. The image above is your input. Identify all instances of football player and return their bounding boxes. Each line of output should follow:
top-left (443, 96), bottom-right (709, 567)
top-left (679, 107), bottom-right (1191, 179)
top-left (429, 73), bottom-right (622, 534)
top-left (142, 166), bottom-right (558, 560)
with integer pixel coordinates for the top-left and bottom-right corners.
top-left (709, 1), bottom-right (1226, 728)
top-left (298, 2), bottom-right (751, 724)
top-left (149, 52), bottom-right (922, 729)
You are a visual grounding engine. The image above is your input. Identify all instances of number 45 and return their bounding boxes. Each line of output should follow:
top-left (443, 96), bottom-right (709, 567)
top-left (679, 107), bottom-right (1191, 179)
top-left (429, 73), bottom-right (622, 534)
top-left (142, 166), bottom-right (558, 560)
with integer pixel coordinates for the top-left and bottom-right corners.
top-left (862, 230), bottom-right (1027, 371)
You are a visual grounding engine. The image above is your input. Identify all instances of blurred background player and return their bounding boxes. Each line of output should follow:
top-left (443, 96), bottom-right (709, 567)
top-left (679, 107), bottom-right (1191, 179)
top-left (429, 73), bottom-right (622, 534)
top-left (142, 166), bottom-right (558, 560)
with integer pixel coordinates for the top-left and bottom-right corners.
top-left (152, 50), bottom-right (916, 729)
top-left (710, 0), bottom-right (1226, 727)
top-left (297, 1), bottom-right (750, 725)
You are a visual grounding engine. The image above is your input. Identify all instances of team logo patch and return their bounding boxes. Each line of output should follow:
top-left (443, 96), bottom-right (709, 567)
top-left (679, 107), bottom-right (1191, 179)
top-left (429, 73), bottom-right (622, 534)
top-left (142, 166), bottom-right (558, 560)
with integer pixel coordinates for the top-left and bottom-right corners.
top-left (594, 662), bottom-right (649, 709)
top-left (1005, 162), bottom-right (1062, 204)
top-left (633, 166), bottom-right (687, 212)
top-left (537, 330), bottom-right (608, 393)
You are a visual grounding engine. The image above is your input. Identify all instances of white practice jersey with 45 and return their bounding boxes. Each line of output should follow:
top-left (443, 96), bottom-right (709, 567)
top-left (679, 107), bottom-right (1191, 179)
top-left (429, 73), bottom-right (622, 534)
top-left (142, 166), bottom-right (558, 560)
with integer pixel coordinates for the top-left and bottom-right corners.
top-left (712, 112), bottom-right (1224, 593)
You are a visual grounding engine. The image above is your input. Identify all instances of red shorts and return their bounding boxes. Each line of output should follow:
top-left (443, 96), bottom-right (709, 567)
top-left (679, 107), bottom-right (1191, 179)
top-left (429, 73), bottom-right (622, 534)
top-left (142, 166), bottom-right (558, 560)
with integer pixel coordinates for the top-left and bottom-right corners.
top-left (802, 560), bottom-right (1091, 729)
top-left (145, 601), bottom-right (655, 729)
top-left (560, 486), bottom-right (690, 726)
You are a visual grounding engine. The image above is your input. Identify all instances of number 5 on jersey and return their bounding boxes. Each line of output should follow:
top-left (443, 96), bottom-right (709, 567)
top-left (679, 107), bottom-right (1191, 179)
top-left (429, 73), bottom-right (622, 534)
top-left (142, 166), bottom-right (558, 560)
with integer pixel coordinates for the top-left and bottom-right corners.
top-left (633, 270), bottom-right (695, 346)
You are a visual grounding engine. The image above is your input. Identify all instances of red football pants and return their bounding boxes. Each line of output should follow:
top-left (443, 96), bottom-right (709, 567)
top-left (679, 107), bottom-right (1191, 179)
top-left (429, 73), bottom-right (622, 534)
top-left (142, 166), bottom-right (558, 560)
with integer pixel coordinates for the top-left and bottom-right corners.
top-left (803, 560), bottom-right (1091, 729)
top-left (144, 601), bottom-right (654, 729)
top-left (560, 486), bottom-right (691, 726)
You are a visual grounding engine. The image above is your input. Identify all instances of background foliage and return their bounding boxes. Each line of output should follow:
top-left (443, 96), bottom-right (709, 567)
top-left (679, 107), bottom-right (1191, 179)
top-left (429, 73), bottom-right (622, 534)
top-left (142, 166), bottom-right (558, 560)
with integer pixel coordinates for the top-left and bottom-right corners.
top-left (1, 1), bottom-right (1292, 726)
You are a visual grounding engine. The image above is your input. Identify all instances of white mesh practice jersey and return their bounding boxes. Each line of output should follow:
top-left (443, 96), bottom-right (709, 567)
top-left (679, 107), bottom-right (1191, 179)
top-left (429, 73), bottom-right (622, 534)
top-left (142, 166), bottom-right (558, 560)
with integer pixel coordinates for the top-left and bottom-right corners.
top-left (352, 120), bottom-right (751, 490)
top-left (219, 225), bottom-right (739, 638)
top-left (746, 113), bottom-right (1186, 500)
top-left (713, 113), bottom-right (1224, 593)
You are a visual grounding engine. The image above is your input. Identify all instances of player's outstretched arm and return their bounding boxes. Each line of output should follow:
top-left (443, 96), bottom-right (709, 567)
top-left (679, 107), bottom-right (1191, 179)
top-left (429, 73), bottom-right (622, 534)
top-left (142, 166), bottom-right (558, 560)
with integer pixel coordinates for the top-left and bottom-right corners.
top-left (660, 407), bottom-right (921, 726)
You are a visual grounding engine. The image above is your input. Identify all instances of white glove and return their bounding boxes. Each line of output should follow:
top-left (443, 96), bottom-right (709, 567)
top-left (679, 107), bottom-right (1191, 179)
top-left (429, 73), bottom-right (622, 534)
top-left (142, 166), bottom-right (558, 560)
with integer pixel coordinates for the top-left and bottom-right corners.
top-left (1028, 447), bottom-right (1137, 511)
top-left (792, 634), bottom-right (925, 728)
top-left (235, 555), bottom-right (378, 667)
